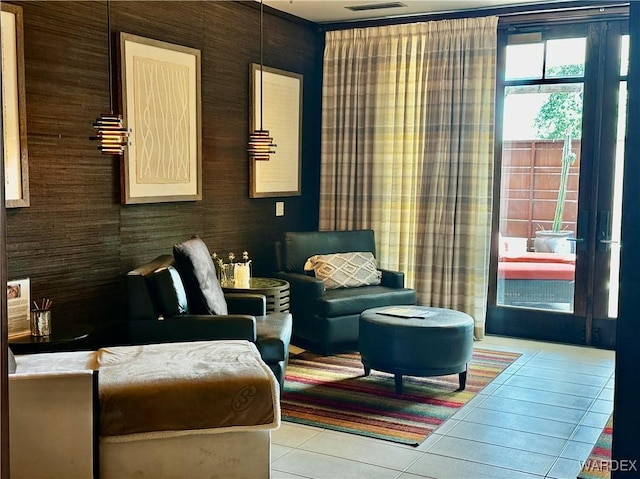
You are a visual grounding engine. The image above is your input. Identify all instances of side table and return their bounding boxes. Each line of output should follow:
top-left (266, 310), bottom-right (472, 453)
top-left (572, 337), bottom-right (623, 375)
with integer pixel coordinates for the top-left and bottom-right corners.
top-left (9, 323), bottom-right (92, 355)
top-left (222, 277), bottom-right (290, 313)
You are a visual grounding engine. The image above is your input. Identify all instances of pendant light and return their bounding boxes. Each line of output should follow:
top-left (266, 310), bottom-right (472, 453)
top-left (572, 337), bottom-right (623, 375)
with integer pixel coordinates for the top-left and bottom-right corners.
top-left (92, 0), bottom-right (130, 155)
top-left (248, 0), bottom-right (276, 161)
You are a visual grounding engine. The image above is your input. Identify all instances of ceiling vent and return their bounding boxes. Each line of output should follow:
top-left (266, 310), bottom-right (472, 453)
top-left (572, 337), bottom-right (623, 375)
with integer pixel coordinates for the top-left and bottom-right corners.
top-left (345, 2), bottom-right (407, 12)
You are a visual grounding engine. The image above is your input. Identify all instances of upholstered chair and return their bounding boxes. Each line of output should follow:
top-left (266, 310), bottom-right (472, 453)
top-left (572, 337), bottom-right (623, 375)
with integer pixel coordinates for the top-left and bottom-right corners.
top-left (273, 230), bottom-right (416, 354)
top-left (127, 237), bottom-right (293, 389)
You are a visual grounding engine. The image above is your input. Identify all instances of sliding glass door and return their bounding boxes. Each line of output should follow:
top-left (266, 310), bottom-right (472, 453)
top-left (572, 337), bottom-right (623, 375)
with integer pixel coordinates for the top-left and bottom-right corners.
top-left (487, 19), bottom-right (628, 348)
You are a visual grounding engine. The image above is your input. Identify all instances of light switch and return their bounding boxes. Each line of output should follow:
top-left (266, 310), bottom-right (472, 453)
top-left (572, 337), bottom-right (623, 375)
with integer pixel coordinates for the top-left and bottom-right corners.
top-left (276, 201), bottom-right (285, 217)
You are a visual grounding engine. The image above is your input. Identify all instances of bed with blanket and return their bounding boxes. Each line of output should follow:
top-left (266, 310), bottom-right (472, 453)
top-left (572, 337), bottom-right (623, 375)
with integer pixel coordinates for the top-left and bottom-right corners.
top-left (9, 340), bottom-right (280, 479)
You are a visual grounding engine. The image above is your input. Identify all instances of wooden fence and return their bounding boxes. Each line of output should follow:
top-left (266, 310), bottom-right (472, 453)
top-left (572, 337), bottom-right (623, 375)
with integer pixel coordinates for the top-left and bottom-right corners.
top-left (500, 139), bottom-right (580, 248)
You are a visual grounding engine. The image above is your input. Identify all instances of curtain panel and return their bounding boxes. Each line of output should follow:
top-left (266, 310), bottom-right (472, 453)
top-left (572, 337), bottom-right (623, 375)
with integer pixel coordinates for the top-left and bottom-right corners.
top-left (320, 17), bottom-right (498, 338)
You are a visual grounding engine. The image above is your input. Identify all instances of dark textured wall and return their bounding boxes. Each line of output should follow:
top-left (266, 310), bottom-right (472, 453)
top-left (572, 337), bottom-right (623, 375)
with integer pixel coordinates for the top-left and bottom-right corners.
top-left (6, 1), bottom-right (322, 341)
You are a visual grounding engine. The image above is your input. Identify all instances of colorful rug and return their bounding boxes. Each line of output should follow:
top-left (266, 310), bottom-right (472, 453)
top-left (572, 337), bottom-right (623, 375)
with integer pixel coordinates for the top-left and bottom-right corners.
top-left (578, 415), bottom-right (613, 479)
top-left (281, 348), bottom-right (520, 446)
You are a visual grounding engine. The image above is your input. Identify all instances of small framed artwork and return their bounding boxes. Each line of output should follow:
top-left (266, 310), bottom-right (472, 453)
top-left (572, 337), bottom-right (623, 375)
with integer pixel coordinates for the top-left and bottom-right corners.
top-left (1, 3), bottom-right (30, 208)
top-left (250, 64), bottom-right (303, 198)
top-left (7, 278), bottom-right (31, 337)
top-left (120, 33), bottom-right (202, 204)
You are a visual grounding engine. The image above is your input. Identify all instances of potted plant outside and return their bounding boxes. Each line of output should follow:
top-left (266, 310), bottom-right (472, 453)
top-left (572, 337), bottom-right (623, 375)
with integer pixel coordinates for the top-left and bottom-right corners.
top-left (533, 130), bottom-right (576, 254)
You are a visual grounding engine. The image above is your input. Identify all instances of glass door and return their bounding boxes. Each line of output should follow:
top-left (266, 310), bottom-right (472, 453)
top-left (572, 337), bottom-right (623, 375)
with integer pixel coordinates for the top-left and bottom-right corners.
top-left (590, 25), bottom-right (628, 346)
top-left (487, 20), bottom-right (628, 348)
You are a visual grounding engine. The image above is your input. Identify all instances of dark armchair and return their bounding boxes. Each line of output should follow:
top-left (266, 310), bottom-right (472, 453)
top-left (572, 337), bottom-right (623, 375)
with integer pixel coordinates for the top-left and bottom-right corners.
top-left (127, 239), bottom-right (292, 390)
top-left (273, 230), bottom-right (416, 354)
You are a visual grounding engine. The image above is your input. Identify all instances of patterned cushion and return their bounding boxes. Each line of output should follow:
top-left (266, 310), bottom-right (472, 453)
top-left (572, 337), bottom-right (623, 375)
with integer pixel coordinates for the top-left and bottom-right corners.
top-left (305, 252), bottom-right (382, 290)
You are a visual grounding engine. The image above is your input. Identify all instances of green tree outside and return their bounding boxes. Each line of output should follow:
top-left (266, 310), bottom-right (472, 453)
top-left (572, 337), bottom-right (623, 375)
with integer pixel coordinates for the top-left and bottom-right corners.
top-left (534, 64), bottom-right (584, 140)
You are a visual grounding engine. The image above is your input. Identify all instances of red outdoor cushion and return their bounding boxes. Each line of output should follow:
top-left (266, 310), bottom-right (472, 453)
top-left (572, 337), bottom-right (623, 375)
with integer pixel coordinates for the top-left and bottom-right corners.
top-left (498, 261), bottom-right (575, 281)
top-left (500, 252), bottom-right (575, 264)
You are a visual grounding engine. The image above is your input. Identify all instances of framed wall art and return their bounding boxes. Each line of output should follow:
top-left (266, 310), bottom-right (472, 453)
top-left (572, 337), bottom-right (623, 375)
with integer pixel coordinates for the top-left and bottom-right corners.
top-left (249, 64), bottom-right (302, 198)
top-left (7, 278), bottom-right (31, 337)
top-left (1, 3), bottom-right (30, 208)
top-left (120, 33), bottom-right (202, 204)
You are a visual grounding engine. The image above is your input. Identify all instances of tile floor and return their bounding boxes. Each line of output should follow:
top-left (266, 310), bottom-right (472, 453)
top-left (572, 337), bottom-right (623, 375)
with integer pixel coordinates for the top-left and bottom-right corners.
top-left (271, 335), bottom-right (615, 479)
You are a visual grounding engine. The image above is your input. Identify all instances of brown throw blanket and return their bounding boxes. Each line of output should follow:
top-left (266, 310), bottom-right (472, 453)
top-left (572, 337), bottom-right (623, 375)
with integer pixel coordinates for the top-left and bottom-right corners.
top-left (96, 340), bottom-right (279, 438)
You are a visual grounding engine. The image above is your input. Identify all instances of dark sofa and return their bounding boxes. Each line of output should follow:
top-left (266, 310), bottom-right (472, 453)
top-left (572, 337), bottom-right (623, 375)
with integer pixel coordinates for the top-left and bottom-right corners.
top-left (273, 230), bottom-right (416, 354)
top-left (127, 254), bottom-right (292, 389)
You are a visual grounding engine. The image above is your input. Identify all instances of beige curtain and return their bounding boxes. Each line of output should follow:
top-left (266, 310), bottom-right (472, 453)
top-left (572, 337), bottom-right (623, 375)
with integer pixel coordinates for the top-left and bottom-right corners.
top-left (320, 17), bottom-right (497, 338)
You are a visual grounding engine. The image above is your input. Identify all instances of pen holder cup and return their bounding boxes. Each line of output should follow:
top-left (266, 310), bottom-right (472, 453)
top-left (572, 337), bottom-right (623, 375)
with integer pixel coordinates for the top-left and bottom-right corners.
top-left (30, 310), bottom-right (52, 337)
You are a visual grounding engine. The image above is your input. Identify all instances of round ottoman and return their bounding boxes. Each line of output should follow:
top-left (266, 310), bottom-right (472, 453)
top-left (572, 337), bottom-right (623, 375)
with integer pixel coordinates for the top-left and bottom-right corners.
top-left (359, 306), bottom-right (474, 394)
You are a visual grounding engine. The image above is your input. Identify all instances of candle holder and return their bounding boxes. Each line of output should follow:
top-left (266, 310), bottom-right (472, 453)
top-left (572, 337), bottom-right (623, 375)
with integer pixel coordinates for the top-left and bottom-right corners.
top-left (235, 263), bottom-right (251, 288)
top-left (212, 251), bottom-right (252, 287)
top-left (221, 263), bottom-right (235, 287)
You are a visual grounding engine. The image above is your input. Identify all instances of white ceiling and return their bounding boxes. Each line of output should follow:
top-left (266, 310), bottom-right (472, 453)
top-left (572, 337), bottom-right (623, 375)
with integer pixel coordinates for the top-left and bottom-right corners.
top-left (261, 0), bottom-right (570, 24)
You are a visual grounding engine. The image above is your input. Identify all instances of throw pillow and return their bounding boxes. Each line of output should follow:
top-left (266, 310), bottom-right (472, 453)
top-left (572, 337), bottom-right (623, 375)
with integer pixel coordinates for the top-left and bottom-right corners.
top-left (306, 252), bottom-right (382, 290)
top-left (8, 347), bottom-right (17, 374)
top-left (173, 236), bottom-right (228, 315)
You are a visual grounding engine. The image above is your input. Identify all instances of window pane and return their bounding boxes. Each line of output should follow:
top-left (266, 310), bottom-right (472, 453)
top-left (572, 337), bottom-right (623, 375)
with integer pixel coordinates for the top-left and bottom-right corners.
top-left (506, 43), bottom-right (544, 80)
top-left (608, 81), bottom-right (627, 318)
top-left (504, 84), bottom-right (583, 141)
top-left (498, 83), bottom-right (583, 312)
top-left (621, 35), bottom-right (629, 76)
top-left (546, 38), bottom-right (586, 78)
top-left (503, 87), bottom-right (548, 140)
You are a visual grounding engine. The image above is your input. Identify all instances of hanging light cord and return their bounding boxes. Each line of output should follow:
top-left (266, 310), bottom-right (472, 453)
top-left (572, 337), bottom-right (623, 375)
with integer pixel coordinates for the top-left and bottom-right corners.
top-left (260, 0), bottom-right (264, 131)
top-left (107, 0), bottom-right (113, 114)
top-left (91, 0), bottom-right (130, 155)
top-left (247, 0), bottom-right (275, 161)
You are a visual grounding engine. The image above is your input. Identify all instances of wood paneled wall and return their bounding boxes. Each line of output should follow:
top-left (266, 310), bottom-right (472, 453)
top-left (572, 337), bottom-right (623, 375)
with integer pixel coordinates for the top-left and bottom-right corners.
top-left (6, 1), bottom-right (322, 341)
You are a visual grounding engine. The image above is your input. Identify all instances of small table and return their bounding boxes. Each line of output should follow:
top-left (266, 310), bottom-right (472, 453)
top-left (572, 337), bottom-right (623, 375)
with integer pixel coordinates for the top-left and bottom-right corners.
top-left (222, 277), bottom-right (290, 313)
top-left (359, 306), bottom-right (474, 394)
top-left (9, 324), bottom-right (91, 355)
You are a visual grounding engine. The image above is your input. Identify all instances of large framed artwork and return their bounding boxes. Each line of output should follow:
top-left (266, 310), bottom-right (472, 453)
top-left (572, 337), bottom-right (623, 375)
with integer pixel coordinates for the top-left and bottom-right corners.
top-left (1, 3), bottom-right (30, 208)
top-left (249, 64), bottom-right (302, 198)
top-left (120, 33), bottom-right (202, 204)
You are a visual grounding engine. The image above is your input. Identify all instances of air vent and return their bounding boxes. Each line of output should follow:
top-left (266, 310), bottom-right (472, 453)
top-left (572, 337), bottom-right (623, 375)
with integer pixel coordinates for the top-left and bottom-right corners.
top-left (345, 2), bottom-right (406, 12)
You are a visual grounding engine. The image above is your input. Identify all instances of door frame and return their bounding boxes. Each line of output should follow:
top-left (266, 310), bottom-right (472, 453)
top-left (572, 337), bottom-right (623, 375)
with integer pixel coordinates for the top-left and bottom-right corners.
top-left (486, 13), bottom-right (628, 349)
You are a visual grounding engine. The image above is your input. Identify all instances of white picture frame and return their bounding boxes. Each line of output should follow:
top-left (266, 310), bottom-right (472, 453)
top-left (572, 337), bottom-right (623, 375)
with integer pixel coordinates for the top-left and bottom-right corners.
top-left (120, 33), bottom-right (202, 204)
top-left (250, 64), bottom-right (302, 198)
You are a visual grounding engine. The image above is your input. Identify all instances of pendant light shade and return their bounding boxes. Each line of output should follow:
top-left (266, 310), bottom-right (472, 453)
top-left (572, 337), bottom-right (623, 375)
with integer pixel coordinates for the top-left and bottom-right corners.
top-left (93, 113), bottom-right (130, 155)
top-left (248, 129), bottom-right (276, 161)
top-left (92, 0), bottom-right (130, 155)
top-left (248, 0), bottom-right (276, 161)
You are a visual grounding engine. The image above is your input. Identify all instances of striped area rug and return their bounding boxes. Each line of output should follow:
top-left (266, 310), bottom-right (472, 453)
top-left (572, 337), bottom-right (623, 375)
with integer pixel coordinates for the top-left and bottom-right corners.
top-left (281, 348), bottom-right (520, 446)
top-left (578, 415), bottom-right (613, 479)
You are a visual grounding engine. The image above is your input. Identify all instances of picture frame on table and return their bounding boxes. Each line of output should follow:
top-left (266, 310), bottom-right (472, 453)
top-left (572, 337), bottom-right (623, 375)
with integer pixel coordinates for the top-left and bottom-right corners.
top-left (1, 3), bottom-right (30, 208)
top-left (7, 278), bottom-right (31, 338)
top-left (120, 32), bottom-right (202, 204)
